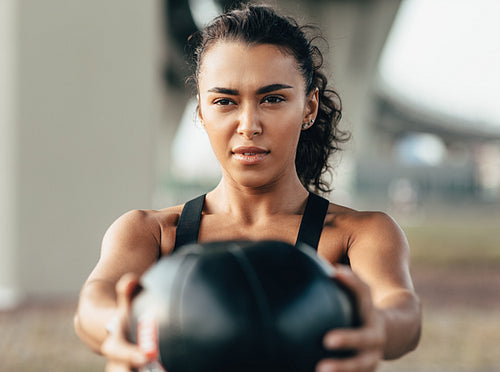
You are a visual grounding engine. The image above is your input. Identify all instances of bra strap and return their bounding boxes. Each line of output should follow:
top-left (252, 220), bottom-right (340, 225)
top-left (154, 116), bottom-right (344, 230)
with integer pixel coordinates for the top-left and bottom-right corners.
top-left (295, 192), bottom-right (330, 250)
top-left (173, 194), bottom-right (206, 252)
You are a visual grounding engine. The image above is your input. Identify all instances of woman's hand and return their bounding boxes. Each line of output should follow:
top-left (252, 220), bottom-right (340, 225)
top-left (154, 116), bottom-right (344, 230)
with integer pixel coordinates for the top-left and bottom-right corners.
top-left (316, 265), bottom-right (387, 372)
top-left (100, 273), bottom-right (150, 372)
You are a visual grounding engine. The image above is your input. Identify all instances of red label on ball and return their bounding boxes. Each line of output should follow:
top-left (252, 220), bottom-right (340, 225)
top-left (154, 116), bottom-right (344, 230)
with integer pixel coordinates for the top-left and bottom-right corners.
top-left (137, 310), bottom-right (160, 360)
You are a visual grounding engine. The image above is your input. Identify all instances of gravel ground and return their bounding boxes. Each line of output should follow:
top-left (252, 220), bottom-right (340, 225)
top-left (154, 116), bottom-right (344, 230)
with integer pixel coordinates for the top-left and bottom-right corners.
top-left (1, 264), bottom-right (499, 372)
top-left (378, 264), bottom-right (500, 372)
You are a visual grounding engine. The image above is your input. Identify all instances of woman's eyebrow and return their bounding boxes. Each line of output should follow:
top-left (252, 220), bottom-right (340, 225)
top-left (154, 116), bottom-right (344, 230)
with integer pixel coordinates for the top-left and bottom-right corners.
top-left (256, 84), bottom-right (293, 94)
top-left (207, 87), bottom-right (238, 95)
top-left (207, 84), bottom-right (293, 95)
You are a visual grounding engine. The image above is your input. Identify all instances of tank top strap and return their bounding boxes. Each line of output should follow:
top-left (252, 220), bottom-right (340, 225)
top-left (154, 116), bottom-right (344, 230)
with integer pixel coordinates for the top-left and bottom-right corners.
top-left (171, 192), bottom-right (329, 255)
top-left (295, 192), bottom-right (330, 250)
top-left (173, 194), bottom-right (206, 253)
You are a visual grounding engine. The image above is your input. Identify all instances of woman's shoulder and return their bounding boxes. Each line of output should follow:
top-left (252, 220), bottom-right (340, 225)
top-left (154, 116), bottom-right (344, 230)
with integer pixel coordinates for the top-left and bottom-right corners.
top-left (325, 202), bottom-right (407, 245)
top-left (105, 204), bottom-right (187, 243)
top-left (102, 204), bottom-right (188, 257)
top-left (327, 203), bottom-right (396, 224)
top-left (319, 202), bottom-right (408, 264)
top-left (113, 204), bottom-right (183, 228)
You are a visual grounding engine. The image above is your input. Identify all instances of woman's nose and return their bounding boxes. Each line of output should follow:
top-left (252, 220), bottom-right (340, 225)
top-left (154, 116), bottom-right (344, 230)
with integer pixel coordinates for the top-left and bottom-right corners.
top-left (237, 105), bottom-right (262, 139)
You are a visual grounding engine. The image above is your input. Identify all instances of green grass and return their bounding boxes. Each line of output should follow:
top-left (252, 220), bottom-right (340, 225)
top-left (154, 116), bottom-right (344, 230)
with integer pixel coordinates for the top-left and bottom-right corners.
top-left (403, 223), bottom-right (500, 267)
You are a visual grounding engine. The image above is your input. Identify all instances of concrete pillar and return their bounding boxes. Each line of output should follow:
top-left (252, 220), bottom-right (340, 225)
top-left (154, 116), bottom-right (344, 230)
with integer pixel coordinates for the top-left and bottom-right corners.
top-left (305, 0), bottom-right (401, 203)
top-left (0, 0), bottom-right (21, 308)
top-left (0, 0), bottom-right (162, 306)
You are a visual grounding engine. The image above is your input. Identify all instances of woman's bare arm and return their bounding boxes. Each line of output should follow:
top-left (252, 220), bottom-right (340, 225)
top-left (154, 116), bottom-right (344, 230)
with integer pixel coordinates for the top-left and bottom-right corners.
top-left (317, 211), bottom-right (421, 372)
top-left (347, 211), bottom-right (421, 359)
top-left (74, 209), bottom-right (162, 355)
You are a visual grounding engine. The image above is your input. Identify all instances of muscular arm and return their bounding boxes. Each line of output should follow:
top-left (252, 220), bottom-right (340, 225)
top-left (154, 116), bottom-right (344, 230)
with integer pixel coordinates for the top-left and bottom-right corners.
top-left (74, 209), bottom-right (162, 353)
top-left (348, 212), bottom-right (421, 359)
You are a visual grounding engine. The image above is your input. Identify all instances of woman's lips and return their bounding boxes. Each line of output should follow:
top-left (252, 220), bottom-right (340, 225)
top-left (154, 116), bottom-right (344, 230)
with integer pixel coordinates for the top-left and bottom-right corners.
top-left (232, 146), bottom-right (269, 164)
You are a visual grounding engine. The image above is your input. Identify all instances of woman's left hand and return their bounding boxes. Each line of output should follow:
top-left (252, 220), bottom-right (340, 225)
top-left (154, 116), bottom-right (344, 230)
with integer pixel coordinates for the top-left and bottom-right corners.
top-left (316, 265), bottom-right (387, 372)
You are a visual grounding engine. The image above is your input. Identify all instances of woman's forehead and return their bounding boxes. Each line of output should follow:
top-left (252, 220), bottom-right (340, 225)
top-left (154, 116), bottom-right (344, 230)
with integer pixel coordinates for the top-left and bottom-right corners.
top-left (198, 41), bottom-right (304, 90)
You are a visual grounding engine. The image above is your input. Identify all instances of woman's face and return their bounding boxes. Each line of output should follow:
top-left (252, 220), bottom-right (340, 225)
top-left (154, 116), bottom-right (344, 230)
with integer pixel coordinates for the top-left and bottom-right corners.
top-left (197, 41), bottom-right (318, 190)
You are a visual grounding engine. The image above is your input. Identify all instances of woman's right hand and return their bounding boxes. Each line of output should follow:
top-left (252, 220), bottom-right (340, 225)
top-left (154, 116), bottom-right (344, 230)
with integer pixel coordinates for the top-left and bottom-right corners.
top-left (100, 273), bottom-right (150, 372)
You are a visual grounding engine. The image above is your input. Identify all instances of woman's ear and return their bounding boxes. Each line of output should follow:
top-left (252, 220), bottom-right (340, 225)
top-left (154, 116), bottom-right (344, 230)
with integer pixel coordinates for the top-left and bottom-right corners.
top-left (197, 95), bottom-right (204, 126)
top-left (304, 87), bottom-right (319, 123)
top-left (198, 110), bottom-right (204, 126)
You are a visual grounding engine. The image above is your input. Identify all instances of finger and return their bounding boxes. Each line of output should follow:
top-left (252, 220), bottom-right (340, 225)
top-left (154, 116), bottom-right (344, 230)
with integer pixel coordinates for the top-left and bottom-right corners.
top-left (332, 266), bottom-right (373, 323)
top-left (101, 334), bottom-right (149, 368)
top-left (105, 360), bottom-right (134, 372)
top-left (116, 273), bottom-right (141, 310)
top-left (103, 273), bottom-right (149, 368)
top-left (114, 273), bottom-right (141, 329)
top-left (114, 273), bottom-right (141, 336)
top-left (316, 350), bottom-right (380, 372)
top-left (323, 327), bottom-right (384, 352)
top-left (333, 266), bottom-right (371, 301)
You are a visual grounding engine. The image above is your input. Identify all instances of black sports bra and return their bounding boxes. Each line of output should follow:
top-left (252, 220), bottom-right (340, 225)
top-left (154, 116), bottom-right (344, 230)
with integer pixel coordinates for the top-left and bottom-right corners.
top-left (168, 192), bottom-right (330, 256)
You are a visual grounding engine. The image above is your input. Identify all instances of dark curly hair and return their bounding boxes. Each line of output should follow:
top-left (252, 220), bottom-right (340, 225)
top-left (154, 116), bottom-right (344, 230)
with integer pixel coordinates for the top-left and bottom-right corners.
top-left (187, 4), bottom-right (349, 193)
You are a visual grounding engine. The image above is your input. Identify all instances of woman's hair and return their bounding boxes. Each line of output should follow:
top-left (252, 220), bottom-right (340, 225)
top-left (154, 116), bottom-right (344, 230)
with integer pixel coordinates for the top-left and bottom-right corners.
top-left (187, 4), bottom-right (350, 193)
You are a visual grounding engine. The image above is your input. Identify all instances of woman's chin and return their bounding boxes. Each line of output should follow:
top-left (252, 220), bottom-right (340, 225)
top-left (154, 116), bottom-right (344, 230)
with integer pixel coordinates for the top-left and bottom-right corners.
top-left (223, 172), bottom-right (275, 190)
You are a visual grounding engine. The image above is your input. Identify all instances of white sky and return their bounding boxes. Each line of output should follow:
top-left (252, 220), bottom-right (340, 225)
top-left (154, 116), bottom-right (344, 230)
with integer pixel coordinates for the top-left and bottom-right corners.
top-left (378, 0), bottom-right (500, 129)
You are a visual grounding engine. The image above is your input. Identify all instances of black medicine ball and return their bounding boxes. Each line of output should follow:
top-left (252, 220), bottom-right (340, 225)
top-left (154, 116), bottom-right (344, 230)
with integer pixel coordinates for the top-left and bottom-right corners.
top-left (129, 240), bottom-right (358, 372)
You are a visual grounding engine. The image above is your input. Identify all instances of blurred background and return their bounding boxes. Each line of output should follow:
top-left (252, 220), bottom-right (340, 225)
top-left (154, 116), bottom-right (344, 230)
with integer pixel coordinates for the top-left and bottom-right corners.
top-left (1, 0), bottom-right (499, 371)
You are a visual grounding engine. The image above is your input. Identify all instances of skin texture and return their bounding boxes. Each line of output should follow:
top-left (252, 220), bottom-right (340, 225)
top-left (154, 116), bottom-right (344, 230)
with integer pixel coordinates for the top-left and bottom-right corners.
top-left (74, 41), bottom-right (421, 372)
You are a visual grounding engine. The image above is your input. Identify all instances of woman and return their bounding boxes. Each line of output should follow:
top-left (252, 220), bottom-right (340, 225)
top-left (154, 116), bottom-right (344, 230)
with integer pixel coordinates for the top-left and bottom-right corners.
top-left (74, 4), bottom-right (421, 372)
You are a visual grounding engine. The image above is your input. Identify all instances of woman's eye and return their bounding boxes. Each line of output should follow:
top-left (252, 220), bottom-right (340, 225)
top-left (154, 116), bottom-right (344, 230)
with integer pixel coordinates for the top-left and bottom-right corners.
top-left (213, 98), bottom-right (234, 106)
top-left (262, 95), bottom-right (285, 104)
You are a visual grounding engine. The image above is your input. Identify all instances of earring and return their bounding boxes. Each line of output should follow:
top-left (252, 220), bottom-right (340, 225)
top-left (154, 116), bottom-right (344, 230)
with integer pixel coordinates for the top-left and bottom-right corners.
top-left (302, 119), bottom-right (314, 130)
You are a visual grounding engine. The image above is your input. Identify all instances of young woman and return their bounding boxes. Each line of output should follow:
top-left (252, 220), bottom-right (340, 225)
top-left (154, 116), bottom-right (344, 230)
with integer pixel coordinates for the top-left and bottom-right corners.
top-left (74, 4), bottom-right (421, 372)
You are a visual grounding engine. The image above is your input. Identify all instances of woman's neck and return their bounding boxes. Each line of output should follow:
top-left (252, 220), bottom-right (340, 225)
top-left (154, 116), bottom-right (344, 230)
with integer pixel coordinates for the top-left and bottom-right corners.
top-left (206, 175), bottom-right (310, 225)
